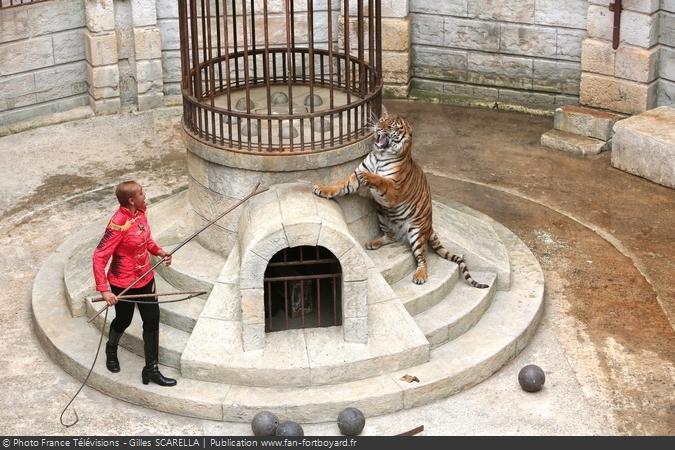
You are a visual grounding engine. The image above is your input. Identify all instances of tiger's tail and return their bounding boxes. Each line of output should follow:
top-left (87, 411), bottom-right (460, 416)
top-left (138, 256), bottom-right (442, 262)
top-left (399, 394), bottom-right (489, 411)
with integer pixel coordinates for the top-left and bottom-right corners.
top-left (429, 231), bottom-right (489, 289)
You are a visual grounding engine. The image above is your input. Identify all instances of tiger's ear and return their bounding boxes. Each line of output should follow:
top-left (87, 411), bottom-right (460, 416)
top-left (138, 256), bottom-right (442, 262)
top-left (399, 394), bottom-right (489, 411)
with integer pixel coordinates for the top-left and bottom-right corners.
top-left (381, 104), bottom-right (389, 117)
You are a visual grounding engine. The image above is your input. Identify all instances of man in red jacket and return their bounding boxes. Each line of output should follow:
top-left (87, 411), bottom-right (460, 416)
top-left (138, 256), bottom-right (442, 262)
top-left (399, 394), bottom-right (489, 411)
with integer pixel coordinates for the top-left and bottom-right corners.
top-left (92, 181), bottom-right (176, 387)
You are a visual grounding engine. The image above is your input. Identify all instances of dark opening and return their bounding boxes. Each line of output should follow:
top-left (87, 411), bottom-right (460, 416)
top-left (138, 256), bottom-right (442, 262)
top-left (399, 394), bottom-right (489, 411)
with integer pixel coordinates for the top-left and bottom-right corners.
top-left (263, 246), bottom-right (342, 332)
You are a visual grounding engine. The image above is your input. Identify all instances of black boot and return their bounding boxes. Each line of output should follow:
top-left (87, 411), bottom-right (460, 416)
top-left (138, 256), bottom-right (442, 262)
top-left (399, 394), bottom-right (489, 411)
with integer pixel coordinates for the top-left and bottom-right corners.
top-left (141, 330), bottom-right (177, 387)
top-left (105, 328), bottom-right (123, 373)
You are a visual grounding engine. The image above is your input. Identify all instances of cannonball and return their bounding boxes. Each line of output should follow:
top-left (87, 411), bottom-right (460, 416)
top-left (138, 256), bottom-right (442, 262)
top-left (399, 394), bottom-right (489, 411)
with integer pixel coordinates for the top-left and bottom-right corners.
top-left (312, 117), bottom-right (332, 133)
top-left (235, 97), bottom-right (255, 111)
top-left (337, 407), bottom-right (365, 436)
top-left (241, 121), bottom-right (259, 137)
top-left (518, 364), bottom-right (545, 392)
top-left (275, 420), bottom-right (304, 436)
top-left (271, 91), bottom-right (289, 105)
top-left (304, 93), bottom-right (323, 107)
top-left (251, 411), bottom-right (279, 437)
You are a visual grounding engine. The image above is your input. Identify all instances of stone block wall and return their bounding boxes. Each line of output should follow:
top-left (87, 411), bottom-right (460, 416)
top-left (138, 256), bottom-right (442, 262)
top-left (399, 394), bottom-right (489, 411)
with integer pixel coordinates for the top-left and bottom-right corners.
top-left (659, 1), bottom-right (675, 106)
top-left (0, 0), bottom-right (88, 126)
top-left (409, 0), bottom-right (588, 112)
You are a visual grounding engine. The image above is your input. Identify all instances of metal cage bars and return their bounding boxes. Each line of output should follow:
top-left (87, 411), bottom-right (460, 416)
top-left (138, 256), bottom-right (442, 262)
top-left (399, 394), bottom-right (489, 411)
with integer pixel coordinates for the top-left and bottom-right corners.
top-left (0, 0), bottom-right (51, 8)
top-left (178, 0), bottom-right (383, 154)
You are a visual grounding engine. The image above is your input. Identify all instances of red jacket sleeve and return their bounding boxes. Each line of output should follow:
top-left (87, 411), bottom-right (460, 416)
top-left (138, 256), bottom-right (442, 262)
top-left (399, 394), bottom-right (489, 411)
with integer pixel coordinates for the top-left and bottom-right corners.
top-left (92, 222), bottom-right (124, 292)
top-left (146, 237), bottom-right (162, 256)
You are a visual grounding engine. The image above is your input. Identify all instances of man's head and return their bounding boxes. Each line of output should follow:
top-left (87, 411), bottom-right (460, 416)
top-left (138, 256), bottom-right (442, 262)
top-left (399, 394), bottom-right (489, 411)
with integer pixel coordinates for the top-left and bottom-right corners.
top-left (115, 181), bottom-right (146, 211)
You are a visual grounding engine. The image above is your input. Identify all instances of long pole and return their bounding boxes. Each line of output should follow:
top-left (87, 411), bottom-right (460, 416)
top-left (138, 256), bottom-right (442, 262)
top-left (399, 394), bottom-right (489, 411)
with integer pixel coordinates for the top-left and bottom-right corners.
top-left (88, 182), bottom-right (268, 323)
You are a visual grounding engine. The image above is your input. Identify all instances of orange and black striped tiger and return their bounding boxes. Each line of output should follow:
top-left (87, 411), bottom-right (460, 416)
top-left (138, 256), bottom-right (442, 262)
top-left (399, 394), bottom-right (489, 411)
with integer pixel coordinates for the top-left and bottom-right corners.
top-left (313, 113), bottom-right (488, 288)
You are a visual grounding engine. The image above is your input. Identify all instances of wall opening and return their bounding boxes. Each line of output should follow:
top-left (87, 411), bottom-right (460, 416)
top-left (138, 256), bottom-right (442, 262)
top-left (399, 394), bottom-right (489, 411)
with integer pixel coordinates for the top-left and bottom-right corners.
top-left (263, 246), bottom-right (342, 332)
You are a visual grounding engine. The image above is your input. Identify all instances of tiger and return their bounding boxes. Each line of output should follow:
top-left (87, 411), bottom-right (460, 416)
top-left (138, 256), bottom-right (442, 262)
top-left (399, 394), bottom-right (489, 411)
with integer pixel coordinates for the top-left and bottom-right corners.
top-left (312, 113), bottom-right (489, 288)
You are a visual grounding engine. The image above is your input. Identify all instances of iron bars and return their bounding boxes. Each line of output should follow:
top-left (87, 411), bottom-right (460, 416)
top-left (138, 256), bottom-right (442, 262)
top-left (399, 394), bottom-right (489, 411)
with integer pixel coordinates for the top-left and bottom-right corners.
top-left (178, 0), bottom-right (383, 154)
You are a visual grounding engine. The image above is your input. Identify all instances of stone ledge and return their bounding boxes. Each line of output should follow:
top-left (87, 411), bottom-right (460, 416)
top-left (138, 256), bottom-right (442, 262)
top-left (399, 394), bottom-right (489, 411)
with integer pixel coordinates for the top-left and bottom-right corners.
top-left (554, 105), bottom-right (625, 141)
top-left (541, 129), bottom-right (609, 156)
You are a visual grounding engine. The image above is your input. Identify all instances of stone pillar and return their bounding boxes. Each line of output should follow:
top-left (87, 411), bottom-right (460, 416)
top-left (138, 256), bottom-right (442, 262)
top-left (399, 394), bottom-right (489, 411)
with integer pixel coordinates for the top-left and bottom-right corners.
top-left (580, 0), bottom-right (660, 114)
top-left (381, 0), bottom-right (411, 98)
top-left (130, 0), bottom-right (164, 110)
top-left (84, 0), bottom-right (121, 114)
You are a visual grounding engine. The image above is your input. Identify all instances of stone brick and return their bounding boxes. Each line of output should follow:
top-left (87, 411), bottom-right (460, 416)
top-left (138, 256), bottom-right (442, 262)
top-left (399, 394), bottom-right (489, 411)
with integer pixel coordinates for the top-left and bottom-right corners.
top-left (556, 29), bottom-right (586, 62)
top-left (411, 14), bottom-right (443, 45)
top-left (581, 38), bottom-right (615, 76)
top-left (412, 46), bottom-right (467, 82)
top-left (343, 281), bottom-right (368, 318)
top-left (498, 89), bottom-right (556, 110)
top-left (467, 53), bottom-right (533, 90)
top-left (136, 60), bottom-right (164, 94)
top-left (541, 129), bottom-right (609, 155)
top-left (28, 0), bottom-right (85, 36)
top-left (411, 78), bottom-right (444, 93)
top-left (84, 30), bottom-right (118, 67)
top-left (410, 0), bottom-right (467, 16)
top-left (615, 45), bottom-right (659, 83)
top-left (660, 47), bottom-right (675, 82)
top-left (611, 106), bottom-right (675, 189)
top-left (657, 79), bottom-right (675, 107)
top-left (1, 94), bottom-right (88, 125)
top-left (130, 0), bottom-right (158, 27)
top-left (383, 81), bottom-right (412, 98)
top-left (663, 0), bottom-right (675, 13)
top-left (383, 0), bottom-right (410, 18)
top-left (580, 73), bottom-right (657, 114)
top-left (343, 317), bottom-right (368, 343)
top-left (554, 105), bottom-right (624, 141)
top-left (87, 64), bottom-right (119, 100)
top-left (241, 289), bottom-right (264, 324)
top-left (157, 0), bottom-right (179, 19)
top-left (0, 73), bottom-right (36, 112)
top-left (535, 0), bottom-right (587, 28)
top-left (500, 23), bottom-right (557, 58)
top-left (34, 61), bottom-right (88, 103)
top-left (590, 0), bottom-right (660, 14)
top-left (589, 6), bottom-right (658, 48)
top-left (443, 17), bottom-right (499, 52)
top-left (660, 12), bottom-right (675, 48)
top-left (158, 19), bottom-right (180, 51)
top-left (467, 0), bottom-right (534, 23)
top-left (444, 81), bottom-right (498, 102)
top-left (162, 51), bottom-right (182, 83)
top-left (533, 60), bottom-right (581, 95)
top-left (242, 323), bottom-right (265, 352)
top-left (53, 29), bottom-right (86, 65)
top-left (134, 27), bottom-right (163, 61)
top-left (85, 0), bottom-right (116, 33)
top-left (554, 95), bottom-right (580, 109)
top-left (0, 7), bottom-right (29, 42)
top-left (382, 50), bottom-right (410, 75)
top-left (382, 18), bottom-right (410, 52)
top-left (0, 37), bottom-right (54, 77)
top-left (89, 96), bottom-right (121, 114)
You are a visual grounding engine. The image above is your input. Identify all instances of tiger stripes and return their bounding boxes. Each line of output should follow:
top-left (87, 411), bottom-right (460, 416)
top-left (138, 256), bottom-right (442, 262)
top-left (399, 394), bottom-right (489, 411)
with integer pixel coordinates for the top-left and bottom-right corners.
top-left (313, 113), bottom-right (488, 288)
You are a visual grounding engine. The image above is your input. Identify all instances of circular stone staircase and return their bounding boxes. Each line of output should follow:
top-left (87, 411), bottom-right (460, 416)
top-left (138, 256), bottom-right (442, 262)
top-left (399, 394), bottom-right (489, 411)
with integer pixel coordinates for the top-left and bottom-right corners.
top-left (32, 190), bottom-right (544, 423)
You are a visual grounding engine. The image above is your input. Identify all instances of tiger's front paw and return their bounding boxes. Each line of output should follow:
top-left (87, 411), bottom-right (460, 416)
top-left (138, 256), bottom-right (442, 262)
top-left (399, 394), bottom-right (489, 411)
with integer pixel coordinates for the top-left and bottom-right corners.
top-left (313, 184), bottom-right (336, 199)
top-left (355, 171), bottom-right (370, 186)
top-left (412, 267), bottom-right (428, 285)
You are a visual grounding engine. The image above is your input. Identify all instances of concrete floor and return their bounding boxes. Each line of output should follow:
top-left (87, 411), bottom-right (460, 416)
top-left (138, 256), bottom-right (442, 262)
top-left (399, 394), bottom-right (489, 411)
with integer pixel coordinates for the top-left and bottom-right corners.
top-left (0, 102), bottom-right (673, 436)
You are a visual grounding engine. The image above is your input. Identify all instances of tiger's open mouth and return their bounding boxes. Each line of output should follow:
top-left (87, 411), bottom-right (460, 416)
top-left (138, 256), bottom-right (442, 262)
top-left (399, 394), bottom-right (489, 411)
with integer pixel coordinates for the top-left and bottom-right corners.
top-left (375, 132), bottom-right (390, 149)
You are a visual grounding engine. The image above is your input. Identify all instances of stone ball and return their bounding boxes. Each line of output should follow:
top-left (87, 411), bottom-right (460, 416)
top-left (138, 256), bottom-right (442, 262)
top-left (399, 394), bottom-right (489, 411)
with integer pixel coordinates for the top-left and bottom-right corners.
top-left (518, 364), bottom-right (545, 392)
top-left (312, 117), bottom-right (332, 133)
top-left (304, 93), bottom-right (323, 107)
top-left (337, 407), bottom-right (365, 436)
top-left (271, 91), bottom-right (289, 105)
top-left (235, 97), bottom-right (255, 111)
top-left (281, 123), bottom-right (299, 139)
top-left (251, 411), bottom-right (279, 437)
top-left (241, 120), bottom-right (259, 137)
top-left (275, 420), bottom-right (304, 436)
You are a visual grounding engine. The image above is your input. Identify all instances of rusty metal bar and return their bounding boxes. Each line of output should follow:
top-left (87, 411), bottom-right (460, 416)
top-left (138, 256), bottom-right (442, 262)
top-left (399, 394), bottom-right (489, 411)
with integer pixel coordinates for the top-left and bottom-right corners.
top-left (241, 0), bottom-right (252, 151)
top-left (284, 280), bottom-right (289, 329)
top-left (332, 277), bottom-right (337, 326)
top-left (308, 0), bottom-right (316, 142)
top-left (343, 0), bottom-right (352, 135)
top-left (284, 0), bottom-right (295, 150)
top-left (262, 0), bottom-right (272, 149)
top-left (0, 0), bottom-right (51, 10)
top-left (231, 0), bottom-right (239, 86)
top-left (317, 278), bottom-right (321, 327)
top-left (609, 0), bottom-right (623, 50)
top-left (221, 0), bottom-right (233, 143)
top-left (267, 282), bottom-right (273, 331)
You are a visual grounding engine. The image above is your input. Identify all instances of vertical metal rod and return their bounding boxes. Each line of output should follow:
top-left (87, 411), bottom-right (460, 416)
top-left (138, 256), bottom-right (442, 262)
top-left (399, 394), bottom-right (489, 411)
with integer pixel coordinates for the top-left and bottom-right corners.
top-left (205, 0), bottom-right (217, 143)
top-left (300, 280), bottom-right (305, 328)
top-left (332, 277), bottom-right (337, 326)
top-left (200, 0), bottom-right (209, 138)
top-left (250, 0), bottom-right (257, 82)
top-left (343, 0), bottom-right (352, 135)
top-left (609, 1), bottom-right (623, 50)
top-left (221, 0), bottom-right (233, 145)
top-left (241, 0), bottom-right (252, 151)
top-left (189, 0), bottom-right (203, 136)
top-left (375, 0), bottom-right (382, 117)
top-left (267, 281), bottom-right (273, 331)
top-left (284, 0), bottom-right (294, 150)
top-left (290, 0), bottom-right (296, 83)
top-left (284, 280), bottom-right (289, 329)
top-left (317, 278), bottom-right (321, 327)
top-left (215, 0), bottom-right (224, 91)
top-left (262, 0), bottom-right (272, 150)
top-left (368, 0), bottom-right (374, 96)
top-left (231, 0), bottom-right (239, 86)
top-left (357, 0), bottom-right (364, 96)
top-left (308, 0), bottom-right (316, 144)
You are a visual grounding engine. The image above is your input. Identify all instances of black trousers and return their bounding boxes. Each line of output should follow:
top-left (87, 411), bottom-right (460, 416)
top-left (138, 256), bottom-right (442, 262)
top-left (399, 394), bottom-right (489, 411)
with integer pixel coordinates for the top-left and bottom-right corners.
top-left (109, 279), bottom-right (159, 334)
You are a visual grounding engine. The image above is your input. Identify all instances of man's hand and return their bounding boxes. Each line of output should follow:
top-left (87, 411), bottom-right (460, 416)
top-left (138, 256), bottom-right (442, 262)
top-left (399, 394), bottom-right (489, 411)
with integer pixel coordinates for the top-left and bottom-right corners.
top-left (102, 291), bottom-right (118, 306)
top-left (158, 250), bottom-right (172, 267)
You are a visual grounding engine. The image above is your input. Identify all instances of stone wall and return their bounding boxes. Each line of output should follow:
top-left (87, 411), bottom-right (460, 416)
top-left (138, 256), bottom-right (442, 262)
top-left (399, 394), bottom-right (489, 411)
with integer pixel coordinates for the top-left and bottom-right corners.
top-left (659, 0), bottom-right (675, 106)
top-left (0, 0), bottom-right (88, 126)
top-left (409, 0), bottom-right (588, 112)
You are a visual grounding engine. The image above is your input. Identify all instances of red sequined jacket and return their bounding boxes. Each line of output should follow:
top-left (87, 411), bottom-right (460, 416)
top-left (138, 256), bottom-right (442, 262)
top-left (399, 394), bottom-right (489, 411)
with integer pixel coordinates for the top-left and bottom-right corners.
top-left (92, 206), bottom-right (163, 292)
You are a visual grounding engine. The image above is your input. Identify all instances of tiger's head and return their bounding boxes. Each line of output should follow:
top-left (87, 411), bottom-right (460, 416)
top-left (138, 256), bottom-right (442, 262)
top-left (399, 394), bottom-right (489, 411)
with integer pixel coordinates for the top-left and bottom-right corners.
top-left (373, 114), bottom-right (413, 159)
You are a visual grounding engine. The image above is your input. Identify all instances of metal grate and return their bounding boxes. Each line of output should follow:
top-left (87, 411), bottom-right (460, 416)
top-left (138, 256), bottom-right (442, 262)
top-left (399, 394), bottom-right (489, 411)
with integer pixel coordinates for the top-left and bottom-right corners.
top-left (0, 0), bottom-right (51, 9)
top-left (264, 246), bottom-right (342, 332)
top-left (178, 0), bottom-right (383, 154)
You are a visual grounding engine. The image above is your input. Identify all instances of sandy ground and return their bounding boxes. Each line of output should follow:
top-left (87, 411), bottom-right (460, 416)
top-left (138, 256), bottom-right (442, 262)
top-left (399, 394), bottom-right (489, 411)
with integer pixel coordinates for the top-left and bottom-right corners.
top-left (0, 103), bottom-right (673, 435)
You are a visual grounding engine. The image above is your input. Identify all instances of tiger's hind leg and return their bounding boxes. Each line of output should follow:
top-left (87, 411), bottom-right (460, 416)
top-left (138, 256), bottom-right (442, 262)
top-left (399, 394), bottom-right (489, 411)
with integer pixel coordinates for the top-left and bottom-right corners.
top-left (365, 211), bottom-right (396, 250)
top-left (408, 227), bottom-right (430, 284)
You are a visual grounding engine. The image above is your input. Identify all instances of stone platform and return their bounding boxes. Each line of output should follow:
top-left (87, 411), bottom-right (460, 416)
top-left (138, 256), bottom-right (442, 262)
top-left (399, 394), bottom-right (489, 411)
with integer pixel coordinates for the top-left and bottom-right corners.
top-left (32, 189), bottom-right (544, 423)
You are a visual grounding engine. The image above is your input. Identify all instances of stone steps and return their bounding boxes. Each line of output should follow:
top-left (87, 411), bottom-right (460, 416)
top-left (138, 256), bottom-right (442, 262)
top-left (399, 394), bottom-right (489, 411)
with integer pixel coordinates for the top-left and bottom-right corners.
top-left (541, 129), bottom-right (608, 156)
top-left (392, 253), bottom-right (459, 316)
top-left (154, 239), bottom-right (225, 292)
top-left (413, 272), bottom-right (497, 349)
top-left (32, 211), bottom-right (542, 423)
